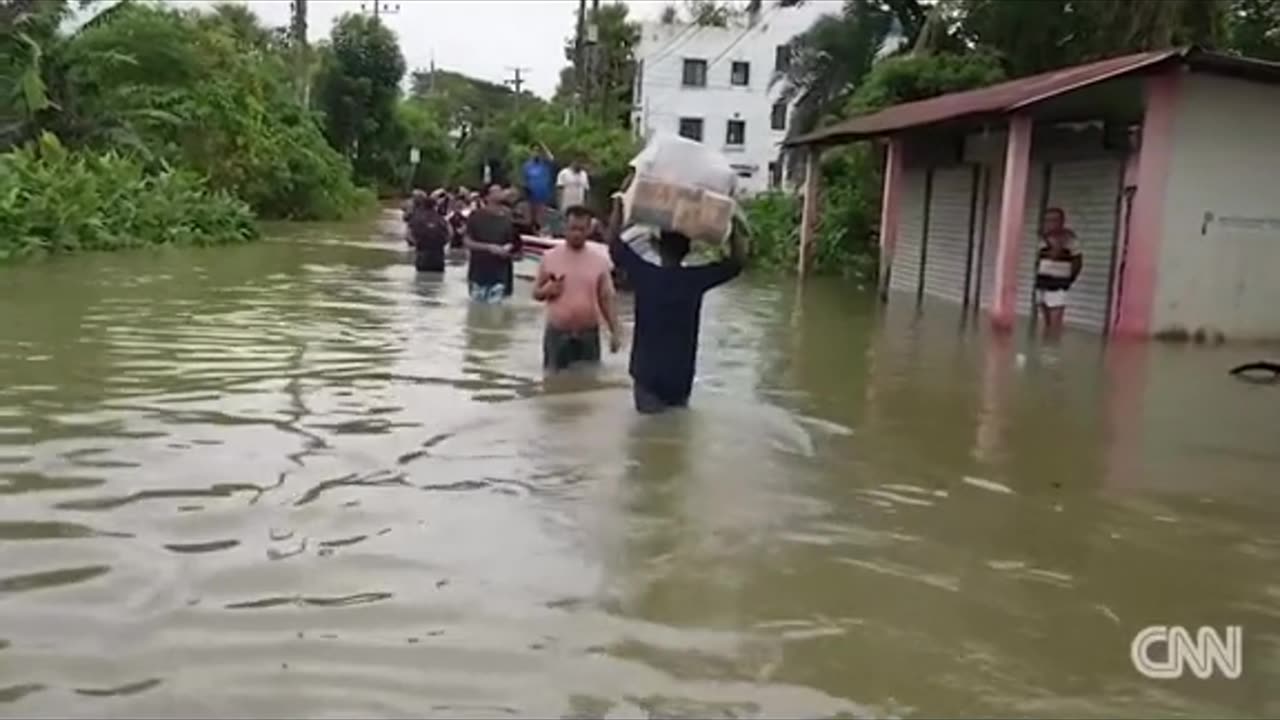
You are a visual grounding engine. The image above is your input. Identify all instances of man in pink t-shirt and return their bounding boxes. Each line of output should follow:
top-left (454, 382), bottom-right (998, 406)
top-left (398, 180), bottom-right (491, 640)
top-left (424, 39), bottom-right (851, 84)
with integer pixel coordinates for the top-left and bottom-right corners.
top-left (533, 205), bottom-right (622, 371)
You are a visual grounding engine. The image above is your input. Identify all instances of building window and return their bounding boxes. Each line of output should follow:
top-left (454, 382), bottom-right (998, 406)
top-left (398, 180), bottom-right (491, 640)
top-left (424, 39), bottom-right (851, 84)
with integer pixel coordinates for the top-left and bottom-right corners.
top-left (771, 102), bottom-right (787, 131)
top-left (774, 44), bottom-right (792, 73)
top-left (682, 59), bottom-right (708, 88)
top-left (679, 117), bottom-right (704, 142)
top-left (634, 59), bottom-right (643, 102)
top-left (769, 161), bottom-right (782, 188)
top-left (725, 119), bottom-right (746, 146)
top-left (730, 61), bottom-right (750, 86)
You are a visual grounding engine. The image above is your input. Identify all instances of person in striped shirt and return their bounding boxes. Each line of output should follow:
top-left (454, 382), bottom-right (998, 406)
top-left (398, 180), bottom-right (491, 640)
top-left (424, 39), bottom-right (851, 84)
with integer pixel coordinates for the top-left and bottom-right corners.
top-left (1034, 207), bottom-right (1083, 337)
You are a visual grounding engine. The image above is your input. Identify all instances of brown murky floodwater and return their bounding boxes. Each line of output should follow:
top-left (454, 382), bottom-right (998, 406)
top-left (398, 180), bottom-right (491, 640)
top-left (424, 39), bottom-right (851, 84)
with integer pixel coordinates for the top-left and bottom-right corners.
top-left (0, 212), bottom-right (1277, 719)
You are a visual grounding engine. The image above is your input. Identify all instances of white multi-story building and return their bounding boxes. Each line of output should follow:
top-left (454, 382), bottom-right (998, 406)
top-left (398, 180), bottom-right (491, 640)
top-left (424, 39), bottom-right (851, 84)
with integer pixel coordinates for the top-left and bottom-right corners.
top-left (630, 5), bottom-right (830, 195)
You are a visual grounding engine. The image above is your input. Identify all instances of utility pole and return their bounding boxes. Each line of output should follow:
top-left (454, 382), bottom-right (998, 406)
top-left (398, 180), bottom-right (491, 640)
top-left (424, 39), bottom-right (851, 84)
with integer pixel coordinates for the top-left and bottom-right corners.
top-left (360, 1), bottom-right (400, 20)
top-left (289, 0), bottom-right (309, 107)
top-left (573, 0), bottom-right (586, 116)
top-left (505, 66), bottom-right (531, 111)
top-left (590, 0), bottom-right (602, 122)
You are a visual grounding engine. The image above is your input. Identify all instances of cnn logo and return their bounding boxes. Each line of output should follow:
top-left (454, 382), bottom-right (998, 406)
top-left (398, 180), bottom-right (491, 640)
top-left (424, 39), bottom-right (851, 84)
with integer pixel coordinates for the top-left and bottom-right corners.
top-left (1131, 626), bottom-right (1243, 680)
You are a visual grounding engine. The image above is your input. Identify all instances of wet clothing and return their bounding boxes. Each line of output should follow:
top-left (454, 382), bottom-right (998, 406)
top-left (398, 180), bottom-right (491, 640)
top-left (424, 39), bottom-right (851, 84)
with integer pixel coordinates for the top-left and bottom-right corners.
top-left (466, 208), bottom-right (521, 293)
top-left (1035, 231), bottom-right (1081, 293)
top-left (408, 207), bottom-right (450, 273)
top-left (447, 212), bottom-right (467, 248)
top-left (543, 326), bottom-right (601, 370)
top-left (469, 282), bottom-right (506, 304)
top-left (522, 158), bottom-right (555, 206)
top-left (610, 240), bottom-right (741, 411)
top-left (1035, 288), bottom-right (1069, 309)
top-left (634, 383), bottom-right (688, 414)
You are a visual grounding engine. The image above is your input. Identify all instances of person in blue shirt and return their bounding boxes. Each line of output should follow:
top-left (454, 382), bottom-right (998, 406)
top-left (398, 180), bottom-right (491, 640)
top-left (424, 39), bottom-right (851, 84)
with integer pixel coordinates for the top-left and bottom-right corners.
top-left (606, 196), bottom-right (745, 414)
top-left (521, 145), bottom-right (556, 229)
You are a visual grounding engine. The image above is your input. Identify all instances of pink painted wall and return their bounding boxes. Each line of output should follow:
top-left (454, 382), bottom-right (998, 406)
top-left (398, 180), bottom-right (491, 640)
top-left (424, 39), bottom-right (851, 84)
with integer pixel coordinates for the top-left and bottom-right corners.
top-left (878, 137), bottom-right (905, 294)
top-left (989, 115), bottom-right (1034, 330)
top-left (1113, 70), bottom-right (1180, 337)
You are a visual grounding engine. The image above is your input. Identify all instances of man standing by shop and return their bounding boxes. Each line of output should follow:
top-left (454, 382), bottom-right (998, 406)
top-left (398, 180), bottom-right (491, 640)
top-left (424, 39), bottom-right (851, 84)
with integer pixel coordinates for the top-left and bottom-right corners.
top-left (533, 206), bottom-right (621, 371)
top-left (1034, 207), bottom-right (1083, 337)
top-left (556, 158), bottom-right (590, 211)
top-left (465, 184), bottom-right (522, 303)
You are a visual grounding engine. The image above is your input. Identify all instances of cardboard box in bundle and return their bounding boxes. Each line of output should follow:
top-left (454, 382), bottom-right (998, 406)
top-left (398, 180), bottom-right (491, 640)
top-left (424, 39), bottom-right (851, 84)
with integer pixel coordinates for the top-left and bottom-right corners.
top-left (623, 175), bottom-right (735, 249)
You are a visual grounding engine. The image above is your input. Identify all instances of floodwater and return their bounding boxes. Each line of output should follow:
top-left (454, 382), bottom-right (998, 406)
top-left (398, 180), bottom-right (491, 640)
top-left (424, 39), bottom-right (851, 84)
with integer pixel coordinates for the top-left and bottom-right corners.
top-left (0, 213), bottom-right (1277, 719)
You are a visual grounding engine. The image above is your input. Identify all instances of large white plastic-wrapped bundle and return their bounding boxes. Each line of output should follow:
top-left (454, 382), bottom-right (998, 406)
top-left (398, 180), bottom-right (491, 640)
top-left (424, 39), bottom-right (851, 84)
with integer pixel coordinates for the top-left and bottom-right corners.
top-left (628, 133), bottom-right (737, 194)
top-left (621, 134), bottom-right (741, 256)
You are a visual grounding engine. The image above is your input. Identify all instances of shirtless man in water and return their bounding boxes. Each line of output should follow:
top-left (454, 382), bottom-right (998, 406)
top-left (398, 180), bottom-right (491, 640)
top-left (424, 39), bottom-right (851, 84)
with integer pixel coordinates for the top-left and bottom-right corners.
top-left (533, 205), bottom-right (621, 371)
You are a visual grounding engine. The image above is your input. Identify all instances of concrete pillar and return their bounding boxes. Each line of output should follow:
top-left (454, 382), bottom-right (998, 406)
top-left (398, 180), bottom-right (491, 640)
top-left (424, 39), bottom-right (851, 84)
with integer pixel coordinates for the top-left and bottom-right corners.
top-left (989, 114), bottom-right (1034, 331)
top-left (1114, 70), bottom-right (1180, 337)
top-left (878, 136), bottom-right (905, 297)
top-left (798, 147), bottom-right (821, 276)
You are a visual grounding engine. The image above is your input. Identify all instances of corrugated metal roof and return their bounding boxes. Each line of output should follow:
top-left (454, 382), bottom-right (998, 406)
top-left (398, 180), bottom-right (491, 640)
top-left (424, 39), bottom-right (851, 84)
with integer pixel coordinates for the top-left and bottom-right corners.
top-left (786, 48), bottom-right (1184, 147)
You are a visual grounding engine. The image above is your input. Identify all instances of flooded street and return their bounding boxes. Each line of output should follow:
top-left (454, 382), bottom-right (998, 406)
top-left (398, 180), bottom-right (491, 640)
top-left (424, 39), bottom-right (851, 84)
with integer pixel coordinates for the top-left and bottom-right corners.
top-left (0, 215), bottom-right (1277, 718)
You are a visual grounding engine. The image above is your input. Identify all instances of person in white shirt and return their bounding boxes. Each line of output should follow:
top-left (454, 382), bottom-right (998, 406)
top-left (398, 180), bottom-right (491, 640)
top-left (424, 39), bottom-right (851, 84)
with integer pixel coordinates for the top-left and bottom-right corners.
top-left (556, 159), bottom-right (590, 210)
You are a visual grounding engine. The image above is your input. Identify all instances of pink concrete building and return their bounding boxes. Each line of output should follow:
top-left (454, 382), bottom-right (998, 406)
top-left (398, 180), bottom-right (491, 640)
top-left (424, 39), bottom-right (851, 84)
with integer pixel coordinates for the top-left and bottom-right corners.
top-left (787, 47), bottom-right (1280, 341)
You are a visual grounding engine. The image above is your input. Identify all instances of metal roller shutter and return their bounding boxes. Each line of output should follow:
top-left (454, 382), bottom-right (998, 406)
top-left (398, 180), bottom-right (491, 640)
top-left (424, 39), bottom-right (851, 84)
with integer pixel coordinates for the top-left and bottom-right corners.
top-left (1015, 164), bottom-right (1046, 318)
top-left (889, 168), bottom-right (928, 295)
top-left (921, 166), bottom-right (976, 305)
top-left (1045, 158), bottom-right (1123, 332)
top-left (978, 164), bottom-right (1002, 310)
top-left (977, 163), bottom-right (1044, 317)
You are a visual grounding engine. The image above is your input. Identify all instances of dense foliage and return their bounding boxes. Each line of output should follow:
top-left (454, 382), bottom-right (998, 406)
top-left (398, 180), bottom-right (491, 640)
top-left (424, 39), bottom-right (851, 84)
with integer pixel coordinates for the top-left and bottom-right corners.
top-left (0, 133), bottom-right (256, 261)
top-left (314, 13), bottom-right (407, 192)
top-left (1, 0), bottom-right (372, 249)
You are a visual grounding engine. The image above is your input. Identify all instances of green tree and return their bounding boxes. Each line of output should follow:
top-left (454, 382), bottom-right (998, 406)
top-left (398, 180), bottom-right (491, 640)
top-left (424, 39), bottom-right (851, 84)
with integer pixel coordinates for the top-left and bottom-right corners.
top-left (683, 0), bottom-right (733, 27)
top-left (410, 67), bottom-right (539, 137)
top-left (1226, 0), bottom-right (1280, 60)
top-left (398, 99), bottom-right (455, 191)
top-left (772, 0), bottom-right (910, 143)
top-left (313, 13), bottom-right (406, 189)
top-left (56, 3), bottom-right (370, 219)
top-left (559, 2), bottom-right (639, 125)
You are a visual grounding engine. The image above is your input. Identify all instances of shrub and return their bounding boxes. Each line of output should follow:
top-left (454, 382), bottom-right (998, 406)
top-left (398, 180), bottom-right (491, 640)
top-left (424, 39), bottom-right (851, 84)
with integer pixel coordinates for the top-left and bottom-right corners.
top-left (0, 133), bottom-right (257, 261)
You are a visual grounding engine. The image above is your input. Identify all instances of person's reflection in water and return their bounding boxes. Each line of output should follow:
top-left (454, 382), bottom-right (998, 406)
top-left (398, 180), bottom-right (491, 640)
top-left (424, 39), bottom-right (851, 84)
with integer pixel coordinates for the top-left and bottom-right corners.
top-left (613, 413), bottom-right (696, 622)
top-left (461, 301), bottom-right (518, 399)
top-left (410, 272), bottom-right (444, 308)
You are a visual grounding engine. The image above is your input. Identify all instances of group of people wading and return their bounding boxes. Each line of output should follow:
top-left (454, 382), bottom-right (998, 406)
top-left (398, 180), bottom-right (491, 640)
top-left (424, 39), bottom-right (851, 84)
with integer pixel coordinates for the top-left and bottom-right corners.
top-left (401, 164), bottom-right (745, 415)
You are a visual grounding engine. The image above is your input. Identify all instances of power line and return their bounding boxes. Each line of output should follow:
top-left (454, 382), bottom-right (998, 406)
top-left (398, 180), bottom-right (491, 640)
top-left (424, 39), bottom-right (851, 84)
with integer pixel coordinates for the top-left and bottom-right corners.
top-left (706, 5), bottom-right (784, 68)
top-left (359, 1), bottom-right (400, 19)
top-left (643, 21), bottom-right (707, 67)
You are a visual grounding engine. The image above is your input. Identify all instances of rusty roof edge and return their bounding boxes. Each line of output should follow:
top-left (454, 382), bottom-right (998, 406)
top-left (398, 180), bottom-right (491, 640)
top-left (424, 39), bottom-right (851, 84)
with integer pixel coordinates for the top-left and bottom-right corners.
top-left (782, 48), bottom-right (1190, 149)
top-left (1006, 48), bottom-right (1185, 111)
top-left (781, 46), bottom-right (1280, 149)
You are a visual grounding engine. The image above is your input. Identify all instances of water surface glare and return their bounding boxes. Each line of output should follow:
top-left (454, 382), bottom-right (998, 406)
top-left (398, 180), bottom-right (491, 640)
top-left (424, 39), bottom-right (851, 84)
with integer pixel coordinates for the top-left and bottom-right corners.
top-left (0, 217), bottom-right (1277, 718)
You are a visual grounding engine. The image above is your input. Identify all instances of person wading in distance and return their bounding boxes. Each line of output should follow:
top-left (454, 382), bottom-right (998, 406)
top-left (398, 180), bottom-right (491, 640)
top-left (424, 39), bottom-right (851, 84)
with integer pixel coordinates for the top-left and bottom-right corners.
top-left (464, 184), bottom-right (521, 304)
top-left (406, 190), bottom-right (451, 273)
top-left (1034, 207), bottom-right (1083, 337)
top-left (533, 205), bottom-right (622, 372)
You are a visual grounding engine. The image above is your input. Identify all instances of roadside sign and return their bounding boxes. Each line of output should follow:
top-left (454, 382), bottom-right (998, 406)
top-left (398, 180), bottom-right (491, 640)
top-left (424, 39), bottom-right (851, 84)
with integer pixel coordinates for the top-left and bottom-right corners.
top-left (409, 147), bottom-right (421, 165)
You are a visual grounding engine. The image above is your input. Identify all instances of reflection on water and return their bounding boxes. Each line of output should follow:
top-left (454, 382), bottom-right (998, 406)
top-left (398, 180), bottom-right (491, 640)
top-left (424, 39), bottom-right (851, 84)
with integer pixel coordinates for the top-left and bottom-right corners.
top-left (0, 214), bottom-right (1276, 718)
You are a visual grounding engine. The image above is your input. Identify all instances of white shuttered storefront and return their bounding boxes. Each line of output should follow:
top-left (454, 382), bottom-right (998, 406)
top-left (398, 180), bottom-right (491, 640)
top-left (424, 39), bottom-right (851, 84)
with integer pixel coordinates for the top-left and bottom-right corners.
top-left (889, 168), bottom-right (928, 295)
top-left (1044, 158), bottom-right (1124, 332)
top-left (978, 162), bottom-right (1046, 317)
top-left (920, 167), bottom-right (977, 305)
